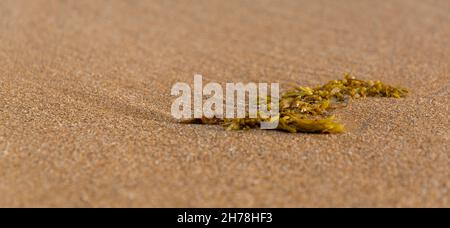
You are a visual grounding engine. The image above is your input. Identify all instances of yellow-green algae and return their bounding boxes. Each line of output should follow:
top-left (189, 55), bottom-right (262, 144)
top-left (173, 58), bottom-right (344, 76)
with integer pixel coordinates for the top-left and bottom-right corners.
top-left (184, 74), bottom-right (408, 133)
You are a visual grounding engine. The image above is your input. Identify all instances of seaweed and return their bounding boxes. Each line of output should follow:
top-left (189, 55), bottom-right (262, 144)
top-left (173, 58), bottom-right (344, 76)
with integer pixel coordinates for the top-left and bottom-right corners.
top-left (183, 73), bottom-right (408, 133)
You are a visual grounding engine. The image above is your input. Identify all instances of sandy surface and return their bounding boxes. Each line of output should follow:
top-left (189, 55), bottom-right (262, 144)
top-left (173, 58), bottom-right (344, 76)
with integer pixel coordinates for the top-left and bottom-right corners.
top-left (0, 0), bottom-right (448, 207)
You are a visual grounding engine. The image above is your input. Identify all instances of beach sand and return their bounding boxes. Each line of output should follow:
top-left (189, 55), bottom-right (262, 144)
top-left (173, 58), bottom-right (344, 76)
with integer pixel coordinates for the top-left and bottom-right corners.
top-left (0, 0), bottom-right (448, 207)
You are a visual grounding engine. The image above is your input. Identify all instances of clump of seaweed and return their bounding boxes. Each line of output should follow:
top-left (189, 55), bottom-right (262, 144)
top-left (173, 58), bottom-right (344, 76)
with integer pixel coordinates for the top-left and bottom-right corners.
top-left (184, 74), bottom-right (408, 133)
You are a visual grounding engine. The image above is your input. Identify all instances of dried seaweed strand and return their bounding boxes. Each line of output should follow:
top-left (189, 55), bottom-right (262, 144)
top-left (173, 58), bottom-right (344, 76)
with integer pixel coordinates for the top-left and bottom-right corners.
top-left (183, 74), bottom-right (408, 133)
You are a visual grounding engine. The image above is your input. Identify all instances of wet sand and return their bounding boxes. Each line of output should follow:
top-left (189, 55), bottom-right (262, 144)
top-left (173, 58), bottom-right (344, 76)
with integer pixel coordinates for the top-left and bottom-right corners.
top-left (0, 0), bottom-right (448, 207)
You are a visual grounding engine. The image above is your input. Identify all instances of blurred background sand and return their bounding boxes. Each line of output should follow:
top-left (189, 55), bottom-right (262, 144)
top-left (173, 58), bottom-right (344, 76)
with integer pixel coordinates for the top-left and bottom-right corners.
top-left (0, 0), bottom-right (448, 207)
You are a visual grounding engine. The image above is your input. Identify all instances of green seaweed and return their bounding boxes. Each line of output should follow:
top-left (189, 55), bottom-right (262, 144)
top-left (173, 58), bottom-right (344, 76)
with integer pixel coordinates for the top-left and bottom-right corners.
top-left (184, 73), bottom-right (408, 133)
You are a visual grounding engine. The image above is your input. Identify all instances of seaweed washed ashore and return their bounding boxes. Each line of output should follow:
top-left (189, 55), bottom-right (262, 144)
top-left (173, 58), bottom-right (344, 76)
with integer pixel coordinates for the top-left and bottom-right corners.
top-left (184, 74), bottom-right (408, 133)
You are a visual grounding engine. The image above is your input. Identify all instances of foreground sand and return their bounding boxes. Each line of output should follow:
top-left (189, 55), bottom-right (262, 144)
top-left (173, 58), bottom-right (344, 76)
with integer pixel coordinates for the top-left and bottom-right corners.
top-left (0, 0), bottom-right (448, 207)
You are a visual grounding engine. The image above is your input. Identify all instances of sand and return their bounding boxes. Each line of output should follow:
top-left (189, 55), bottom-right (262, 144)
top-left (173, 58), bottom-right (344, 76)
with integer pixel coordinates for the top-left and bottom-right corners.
top-left (0, 0), bottom-right (448, 207)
